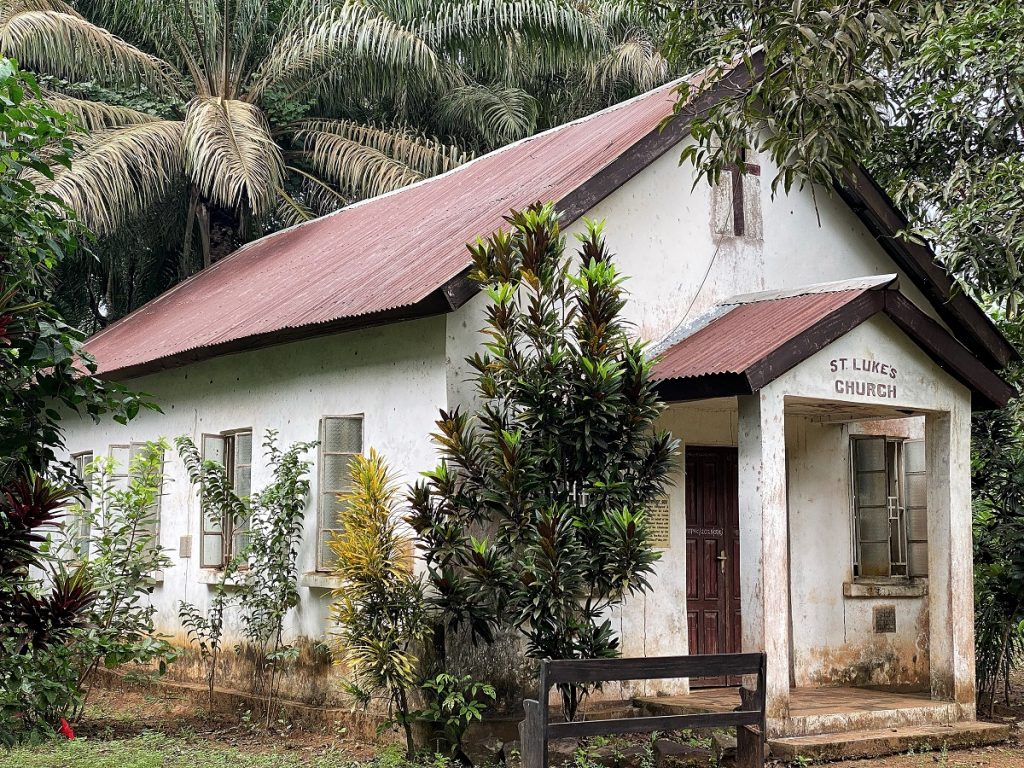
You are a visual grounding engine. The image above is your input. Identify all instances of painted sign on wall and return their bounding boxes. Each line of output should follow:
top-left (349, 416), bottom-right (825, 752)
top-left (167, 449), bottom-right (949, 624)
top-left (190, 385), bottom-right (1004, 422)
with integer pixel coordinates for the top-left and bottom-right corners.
top-left (830, 357), bottom-right (899, 399)
top-left (646, 496), bottom-right (671, 548)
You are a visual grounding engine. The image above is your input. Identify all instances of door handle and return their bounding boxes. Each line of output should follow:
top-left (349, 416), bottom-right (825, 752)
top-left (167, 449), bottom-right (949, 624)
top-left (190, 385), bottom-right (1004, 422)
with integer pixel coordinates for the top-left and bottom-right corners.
top-left (717, 549), bottom-right (727, 574)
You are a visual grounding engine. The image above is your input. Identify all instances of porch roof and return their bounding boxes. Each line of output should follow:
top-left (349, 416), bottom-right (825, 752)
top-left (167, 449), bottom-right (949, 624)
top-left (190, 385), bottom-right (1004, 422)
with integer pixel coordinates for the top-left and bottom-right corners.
top-left (650, 278), bottom-right (1015, 410)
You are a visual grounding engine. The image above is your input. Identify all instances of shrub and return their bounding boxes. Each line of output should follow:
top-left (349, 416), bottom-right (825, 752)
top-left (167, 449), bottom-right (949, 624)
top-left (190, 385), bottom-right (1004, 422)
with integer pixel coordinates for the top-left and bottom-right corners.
top-left (407, 204), bottom-right (677, 720)
top-left (330, 449), bottom-right (429, 757)
top-left (63, 441), bottom-right (178, 717)
top-left (0, 473), bottom-right (97, 745)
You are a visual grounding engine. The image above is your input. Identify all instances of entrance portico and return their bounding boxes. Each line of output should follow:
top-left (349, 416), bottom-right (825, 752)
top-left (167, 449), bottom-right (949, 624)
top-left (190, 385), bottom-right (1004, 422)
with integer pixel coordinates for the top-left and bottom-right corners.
top-left (647, 278), bottom-right (1014, 739)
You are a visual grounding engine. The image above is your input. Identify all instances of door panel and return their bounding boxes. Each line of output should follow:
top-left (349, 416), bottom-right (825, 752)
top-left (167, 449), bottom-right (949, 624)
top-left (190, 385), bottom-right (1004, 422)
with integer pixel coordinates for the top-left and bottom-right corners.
top-left (685, 447), bottom-right (741, 683)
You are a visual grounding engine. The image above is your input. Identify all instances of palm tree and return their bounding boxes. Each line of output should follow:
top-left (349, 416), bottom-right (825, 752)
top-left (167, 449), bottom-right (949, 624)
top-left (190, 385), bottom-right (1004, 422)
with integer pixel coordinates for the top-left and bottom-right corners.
top-left (1, 0), bottom-right (668, 323)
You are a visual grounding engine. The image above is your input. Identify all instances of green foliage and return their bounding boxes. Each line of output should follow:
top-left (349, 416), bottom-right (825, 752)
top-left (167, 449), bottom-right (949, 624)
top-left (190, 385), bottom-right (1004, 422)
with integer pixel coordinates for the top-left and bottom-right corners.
top-left (0, 473), bottom-right (97, 745)
top-left (241, 432), bottom-right (315, 723)
top-left (0, 56), bottom-right (150, 481)
top-left (656, 1), bottom-right (1024, 322)
top-left (330, 449), bottom-right (429, 758)
top-left (68, 441), bottom-right (178, 693)
top-left (175, 432), bottom-right (314, 719)
top-left (418, 673), bottom-right (496, 762)
top-left (407, 204), bottom-right (677, 720)
top-left (972, 404), bottom-right (1024, 713)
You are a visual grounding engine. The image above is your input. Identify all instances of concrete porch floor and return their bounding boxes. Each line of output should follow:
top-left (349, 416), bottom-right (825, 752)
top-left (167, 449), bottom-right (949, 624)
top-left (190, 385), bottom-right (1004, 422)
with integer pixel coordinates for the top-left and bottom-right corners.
top-left (635, 686), bottom-right (1009, 760)
top-left (634, 688), bottom-right (946, 729)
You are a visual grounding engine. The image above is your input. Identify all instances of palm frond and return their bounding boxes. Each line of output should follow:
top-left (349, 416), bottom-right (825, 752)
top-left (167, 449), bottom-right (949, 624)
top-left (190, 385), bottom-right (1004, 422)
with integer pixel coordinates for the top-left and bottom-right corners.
top-left (0, 9), bottom-right (183, 96)
top-left (183, 97), bottom-right (283, 219)
top-left (593, 30), bottom-right (668, 96)
top-left (250, 0), bottom-right (439, 100)
top-left (0, 0), bottom-right (79, 25)
top-left (42, 90), bottom-right (160, 131)
top-left (438, 83), bottom-right (538, 147)
top-left (43, 120), bottom-right (185, 235)
top-left (292, 119), bottom-right (468, 199)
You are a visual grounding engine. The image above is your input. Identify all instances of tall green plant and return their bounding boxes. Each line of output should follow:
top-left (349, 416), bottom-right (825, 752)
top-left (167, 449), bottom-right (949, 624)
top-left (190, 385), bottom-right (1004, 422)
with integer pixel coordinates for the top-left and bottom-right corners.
top-left (972, 405), bottom-right (1024, 714)
top-left (175, 431), bottom-right (314, 719)
top-left (69, 441), bottom-right (177, 705)
top-left (241, 431), bottom-right (314, 725)
top-left (407, 204), bottom-right (677, 720)
top-left (176, 434), bottom-right (249, 707)
top-left (330, 449), bottom-right (429, 758)
top-left (0, 57), bottom-right (149, 482)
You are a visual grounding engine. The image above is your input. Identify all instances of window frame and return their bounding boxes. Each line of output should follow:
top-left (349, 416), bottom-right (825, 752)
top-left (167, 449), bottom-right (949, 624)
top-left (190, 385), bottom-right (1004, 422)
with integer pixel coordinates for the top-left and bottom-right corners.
top-left (850, 435), bottom-right (928, 581)
top-left (199, 428), bottom-right (253, 570)
top-left (109, 442), bottom-right (165, 550)
top-left (68, 450), bottom-right (94, 559)
top-left (316, 414), bottom-right (364, 572)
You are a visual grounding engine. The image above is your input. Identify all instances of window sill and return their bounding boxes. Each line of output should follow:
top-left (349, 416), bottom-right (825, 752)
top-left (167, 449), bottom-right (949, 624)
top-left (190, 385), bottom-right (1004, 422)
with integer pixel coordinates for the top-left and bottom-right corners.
top-left (145, 570), bottom-right (164, 586)
top-left (300, 572), bottom-right (342, 590)
top-left (196, 569), bottom-right (246, 588)
top-left (844, 579), bottom-right (928, 599)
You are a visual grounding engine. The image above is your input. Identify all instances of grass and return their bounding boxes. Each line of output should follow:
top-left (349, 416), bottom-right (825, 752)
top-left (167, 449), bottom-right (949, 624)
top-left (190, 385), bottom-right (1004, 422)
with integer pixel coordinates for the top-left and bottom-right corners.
top-left (0, 730), bottom-right (369, 768)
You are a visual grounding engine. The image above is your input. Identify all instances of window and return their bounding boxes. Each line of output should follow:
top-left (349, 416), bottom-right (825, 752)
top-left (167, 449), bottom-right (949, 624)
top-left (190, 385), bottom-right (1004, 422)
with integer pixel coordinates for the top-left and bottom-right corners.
top-left (109, 443), bottom-right (164, 553)
top-left (317, 416), bottom-right (363, 571)
top-left (67, 451), bottom-right (93, 558)
top-left (200, 430), bottom-right (253, 569)
top-left (851, 436), bottom-right (928, 579)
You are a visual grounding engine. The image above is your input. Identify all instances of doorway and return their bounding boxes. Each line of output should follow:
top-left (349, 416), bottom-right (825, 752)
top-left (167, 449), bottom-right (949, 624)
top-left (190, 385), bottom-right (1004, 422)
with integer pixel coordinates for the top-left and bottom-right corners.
top-left (685, 447), bottom-right (742, 670)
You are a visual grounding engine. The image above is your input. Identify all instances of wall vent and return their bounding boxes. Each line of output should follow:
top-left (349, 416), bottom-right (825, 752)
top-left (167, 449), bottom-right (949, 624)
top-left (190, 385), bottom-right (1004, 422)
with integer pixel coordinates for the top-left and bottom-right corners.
top-left (179, 535), bottom-right (193, 558)
top-left (873, 605), bottom-right (897, 634)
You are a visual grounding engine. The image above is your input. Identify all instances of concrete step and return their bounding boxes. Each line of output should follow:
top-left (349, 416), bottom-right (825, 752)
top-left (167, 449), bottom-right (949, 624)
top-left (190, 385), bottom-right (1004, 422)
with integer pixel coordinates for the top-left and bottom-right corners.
top-left (769, 720), bottom-right (1010, 762)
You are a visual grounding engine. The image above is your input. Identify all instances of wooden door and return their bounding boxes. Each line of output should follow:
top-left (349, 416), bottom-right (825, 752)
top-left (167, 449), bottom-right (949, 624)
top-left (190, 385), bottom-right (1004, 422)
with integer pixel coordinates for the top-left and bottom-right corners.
top-left (685, 447), bottom-right (741, 678)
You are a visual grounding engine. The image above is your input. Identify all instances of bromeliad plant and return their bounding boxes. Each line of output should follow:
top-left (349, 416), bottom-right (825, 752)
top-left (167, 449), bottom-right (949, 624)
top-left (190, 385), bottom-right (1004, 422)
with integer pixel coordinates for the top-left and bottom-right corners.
top-left (329, 449), bottom-right (429, 758)
top-left (407, 203), bottom-right (677, 721)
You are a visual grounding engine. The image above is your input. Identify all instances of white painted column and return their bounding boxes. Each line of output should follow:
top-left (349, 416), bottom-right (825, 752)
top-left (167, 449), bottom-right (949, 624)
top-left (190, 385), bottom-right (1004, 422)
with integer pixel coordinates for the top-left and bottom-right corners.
top-left (738, 391), bottom-right (791, 731)
top-left (926, 400), bottom-right (975, 714)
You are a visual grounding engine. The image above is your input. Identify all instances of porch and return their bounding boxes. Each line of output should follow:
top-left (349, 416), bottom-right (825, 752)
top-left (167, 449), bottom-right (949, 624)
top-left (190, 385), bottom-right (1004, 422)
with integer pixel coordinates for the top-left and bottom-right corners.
top-left (630, 278), bottom-right (1018, 745)
top-left (634, 687), bottom-right (1009, 760)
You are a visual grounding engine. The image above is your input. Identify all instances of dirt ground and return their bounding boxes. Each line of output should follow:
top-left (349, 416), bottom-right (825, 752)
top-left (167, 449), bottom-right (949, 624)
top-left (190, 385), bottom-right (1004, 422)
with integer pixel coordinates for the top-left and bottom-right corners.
top-left (63, 679), bottom-right (1024, 767)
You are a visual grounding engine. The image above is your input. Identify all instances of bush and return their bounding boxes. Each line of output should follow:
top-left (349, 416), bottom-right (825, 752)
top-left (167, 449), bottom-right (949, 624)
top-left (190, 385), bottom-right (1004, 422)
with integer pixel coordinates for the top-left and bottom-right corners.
top-left (0, 474), bottom-right (97, 745)
top-left (407, 204), bottom-right (677, 720)
top-left (69, 441), bottom-right (177, 696)
top-left (330, 449), bottom-right (429, 757)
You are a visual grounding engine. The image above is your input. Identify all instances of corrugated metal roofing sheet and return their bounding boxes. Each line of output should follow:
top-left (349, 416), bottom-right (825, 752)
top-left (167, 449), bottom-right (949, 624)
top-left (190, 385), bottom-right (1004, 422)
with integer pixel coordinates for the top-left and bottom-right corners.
top-left (84, 76), bottom-right (698, 377)
top-left (651, 289), bottom-right (869, 382)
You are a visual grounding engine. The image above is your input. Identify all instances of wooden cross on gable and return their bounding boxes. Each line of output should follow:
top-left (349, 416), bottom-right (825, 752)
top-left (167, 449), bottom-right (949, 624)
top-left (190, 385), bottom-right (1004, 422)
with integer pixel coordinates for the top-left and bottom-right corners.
top-left (725, 149), bottom-right (761, 237)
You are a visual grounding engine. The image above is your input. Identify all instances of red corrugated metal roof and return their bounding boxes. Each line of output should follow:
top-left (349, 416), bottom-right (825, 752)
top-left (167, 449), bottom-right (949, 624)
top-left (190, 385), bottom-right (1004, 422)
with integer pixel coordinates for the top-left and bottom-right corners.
top-left (85, 76), bottom-right (700, 378)
top-left (651, 289), bottom-right (869, 381)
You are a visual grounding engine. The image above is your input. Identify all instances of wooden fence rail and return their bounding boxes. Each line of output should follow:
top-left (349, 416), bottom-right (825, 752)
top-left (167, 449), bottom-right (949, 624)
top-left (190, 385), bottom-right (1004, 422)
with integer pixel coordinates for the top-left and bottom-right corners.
top-left (520, 652), bottom-right (767, 768)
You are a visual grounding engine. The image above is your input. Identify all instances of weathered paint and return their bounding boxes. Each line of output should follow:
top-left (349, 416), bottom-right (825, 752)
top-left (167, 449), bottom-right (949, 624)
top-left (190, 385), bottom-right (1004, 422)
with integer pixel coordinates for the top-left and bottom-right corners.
top-left (58, 125), bottom-right (982, 735)
top-left (59, 316), bottom-right (448, 703)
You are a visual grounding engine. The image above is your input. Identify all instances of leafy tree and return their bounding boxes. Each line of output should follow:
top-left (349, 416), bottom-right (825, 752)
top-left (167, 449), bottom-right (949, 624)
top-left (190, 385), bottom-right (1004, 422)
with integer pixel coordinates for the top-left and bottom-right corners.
top-left (1, 0), bottom-right (670, 328)
top-left (0, 57), bottom-right (146, 481)
top-left (406, 204), bottom-right (677, 721)
top-left (972, 405), bottom-right (1024, 714)
top-left (240, 431), bottom-right (315, 725)
top-left (330, 449), bottom-right (429, 758)
top-left (176, 431), bottom-right (315, 721)
top-left (654, 0), bottom-right (1024, 323)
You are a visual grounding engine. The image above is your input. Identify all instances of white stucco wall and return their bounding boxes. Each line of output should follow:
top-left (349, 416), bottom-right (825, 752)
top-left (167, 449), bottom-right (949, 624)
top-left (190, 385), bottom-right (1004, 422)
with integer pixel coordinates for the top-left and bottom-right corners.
top-left (60, 316), bottom-right (449, 654)
top-left (768, 316), bottom-right (973, 701)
